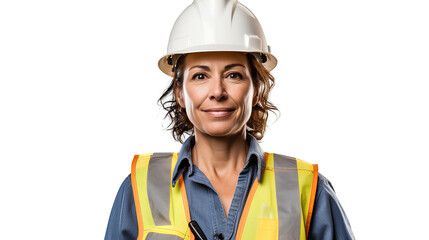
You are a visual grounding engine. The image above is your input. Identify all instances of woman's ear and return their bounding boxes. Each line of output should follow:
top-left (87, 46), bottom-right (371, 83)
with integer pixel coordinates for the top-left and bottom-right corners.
top-left (175, 87), bottom-right (186, 108)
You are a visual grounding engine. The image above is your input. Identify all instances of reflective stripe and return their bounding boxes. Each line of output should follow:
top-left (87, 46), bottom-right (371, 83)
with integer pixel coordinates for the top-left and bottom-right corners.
top-left (235, 178), bottom-right (260, 239)
top-left (179, 175), bottom-right (194, 240)
top-left (273, 154), bottom-right (301, 240)
top-left (145, 232), bottom-right (184, 240)
top-left (170, 153), bottom-right (192, 240)
top-left (132, 153), bottom-right (154, 240)
top-left (296, 158), bottom-right (319, 238)
top-left (147, 153), bottom-right (174, 226)
top-left (306, 164), bottom-right (318, 236)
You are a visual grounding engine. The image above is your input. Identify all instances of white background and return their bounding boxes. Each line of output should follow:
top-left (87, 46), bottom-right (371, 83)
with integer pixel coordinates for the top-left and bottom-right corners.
top-left (1, 0), bottom-right (428, 239)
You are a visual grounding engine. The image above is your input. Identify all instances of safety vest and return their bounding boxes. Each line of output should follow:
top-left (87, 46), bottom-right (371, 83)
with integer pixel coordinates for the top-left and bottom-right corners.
top-left (131, 152), bottom-right (318, 240)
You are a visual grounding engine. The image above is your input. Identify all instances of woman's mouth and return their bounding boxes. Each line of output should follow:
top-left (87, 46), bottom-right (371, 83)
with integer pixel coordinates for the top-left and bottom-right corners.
top-left (203, 108), bottom-right (235, 118)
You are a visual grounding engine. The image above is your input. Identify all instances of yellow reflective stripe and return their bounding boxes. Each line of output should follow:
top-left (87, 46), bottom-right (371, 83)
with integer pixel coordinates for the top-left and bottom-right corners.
top-left (144, 226), bottom-right (187, 238)
top-left (236, 177), bottom-right (259, 239)
top-left (169, 153), bottom-right (191, 240)
top-left (179, 176), bottom-right (193, 240)
top-left (306, 164), bottom-right (318, 237)
top-left (131, 155), bottom-right (143, 240)
top-left (132, 153), bottom-right (155, 240)
top-left (296, 158), bottom-right (317, 239)
top-left (240, 153), bottom-right (279, 240)
top-left (145, 232), bottom-right (185, 240)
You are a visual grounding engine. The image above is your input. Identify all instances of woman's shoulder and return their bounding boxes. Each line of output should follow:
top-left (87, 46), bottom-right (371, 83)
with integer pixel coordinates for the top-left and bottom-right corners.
top-left (120, 174), bottom-right (132, 189)
top-left (315, 172), bottom-right (339, 199)
top-left (310, 172), bottom-right (355, 239)
top-left (111, 174), bottom-right (134, 206)
top-left (105, 174), bottom-right (138, 239)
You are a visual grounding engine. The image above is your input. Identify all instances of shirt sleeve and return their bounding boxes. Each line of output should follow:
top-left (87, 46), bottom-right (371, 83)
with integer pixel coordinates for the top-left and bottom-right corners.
top-left (308, 173), bottom-right (355, 240)
top-left (105, 175), bottom-right (138, 240)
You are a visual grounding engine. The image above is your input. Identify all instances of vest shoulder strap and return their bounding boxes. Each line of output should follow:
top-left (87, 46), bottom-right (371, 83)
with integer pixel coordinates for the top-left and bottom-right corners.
top-left (131, 152), bottom-right (191, 240)
top-left (295, 157), bottom-right (319, 235)
top-left (237, 153), bottom-right (318, 240)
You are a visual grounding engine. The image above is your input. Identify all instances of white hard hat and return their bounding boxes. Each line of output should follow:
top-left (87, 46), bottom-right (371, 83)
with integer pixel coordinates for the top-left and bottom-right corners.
top-left (158, 0), bottom-right (277, 77)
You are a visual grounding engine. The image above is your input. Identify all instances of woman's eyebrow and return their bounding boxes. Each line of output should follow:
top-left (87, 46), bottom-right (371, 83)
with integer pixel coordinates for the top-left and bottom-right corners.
top-left (189, 63), bottom-right (245, 72)
top-left (190, 65), bottom-right (210, 71)
top-left (224, 63), bottom-right (245, 71)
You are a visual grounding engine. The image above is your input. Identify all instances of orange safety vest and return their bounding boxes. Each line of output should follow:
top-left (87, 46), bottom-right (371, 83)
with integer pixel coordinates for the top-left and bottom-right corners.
top-left (131, 152), bottom-right (318, 240)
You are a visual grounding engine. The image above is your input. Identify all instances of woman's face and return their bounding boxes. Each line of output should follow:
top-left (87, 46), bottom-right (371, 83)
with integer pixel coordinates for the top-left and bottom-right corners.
top-left (176, 52), bottom-right (255, 137)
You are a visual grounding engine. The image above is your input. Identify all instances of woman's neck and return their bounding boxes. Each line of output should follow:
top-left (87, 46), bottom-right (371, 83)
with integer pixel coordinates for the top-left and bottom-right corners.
top-left (192, 128), bottom-right (249, 178)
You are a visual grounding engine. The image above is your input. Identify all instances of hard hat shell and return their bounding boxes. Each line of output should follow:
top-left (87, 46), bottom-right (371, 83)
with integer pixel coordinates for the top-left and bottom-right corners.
top-left (158, 0), bottom-right (277, 77)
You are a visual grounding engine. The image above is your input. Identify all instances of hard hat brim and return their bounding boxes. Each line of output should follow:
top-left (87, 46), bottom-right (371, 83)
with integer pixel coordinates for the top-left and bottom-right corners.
top-left (158, 47), bottom-right (277, 77)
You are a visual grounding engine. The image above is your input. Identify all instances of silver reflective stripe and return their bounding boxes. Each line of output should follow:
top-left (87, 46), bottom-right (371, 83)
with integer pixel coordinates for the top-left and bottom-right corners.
top-left (145, 232), bottom-right (184, 240)
top-left (273, 154), bottom-right (301, 240)
top-left (147, 152), bottom-right (173, 226)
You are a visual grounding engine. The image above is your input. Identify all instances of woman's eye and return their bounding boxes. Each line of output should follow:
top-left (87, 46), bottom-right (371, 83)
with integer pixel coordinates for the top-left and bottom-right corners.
top-left (227, 72), bottom-right (242, 79)
top-left (192, 73), bottom-right (206, 80)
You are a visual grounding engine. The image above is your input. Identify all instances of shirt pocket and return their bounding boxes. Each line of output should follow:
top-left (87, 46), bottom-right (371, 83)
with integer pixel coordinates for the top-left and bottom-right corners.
top-left (256, 218), bottom-right (278, 240)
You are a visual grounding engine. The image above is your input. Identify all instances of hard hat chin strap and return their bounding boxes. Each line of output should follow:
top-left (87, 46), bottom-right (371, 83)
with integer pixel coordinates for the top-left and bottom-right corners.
top-left (167, 54), bottom-right (184, 73)
top-left (251, 53), bottom-right (268, 64)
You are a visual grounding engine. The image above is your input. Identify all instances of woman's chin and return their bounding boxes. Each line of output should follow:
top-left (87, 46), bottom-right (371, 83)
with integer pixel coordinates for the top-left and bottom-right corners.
top-left (196, 124), bottom-right (245, 138)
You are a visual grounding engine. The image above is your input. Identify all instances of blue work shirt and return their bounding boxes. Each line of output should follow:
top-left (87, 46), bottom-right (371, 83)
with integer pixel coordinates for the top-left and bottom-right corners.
top-left (105, 135), bottom-right (355, 240)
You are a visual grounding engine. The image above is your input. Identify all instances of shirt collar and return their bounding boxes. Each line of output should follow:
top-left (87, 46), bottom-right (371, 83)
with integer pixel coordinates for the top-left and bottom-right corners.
top-left (171, 133), bottom-right (266, 187)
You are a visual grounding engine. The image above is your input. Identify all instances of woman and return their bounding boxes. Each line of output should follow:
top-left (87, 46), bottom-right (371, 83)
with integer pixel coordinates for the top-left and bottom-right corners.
top-left (106, 0), bottom-right (354, 239)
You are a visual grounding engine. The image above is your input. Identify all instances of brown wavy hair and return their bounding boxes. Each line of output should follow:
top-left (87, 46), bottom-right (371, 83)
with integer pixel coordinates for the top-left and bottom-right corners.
top-left (158, 53), bottom-right (279, 143)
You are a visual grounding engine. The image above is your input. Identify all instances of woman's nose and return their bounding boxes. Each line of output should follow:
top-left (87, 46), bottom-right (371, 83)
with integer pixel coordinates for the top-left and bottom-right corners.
top-left (208, 76), bottom-right (227, 101)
